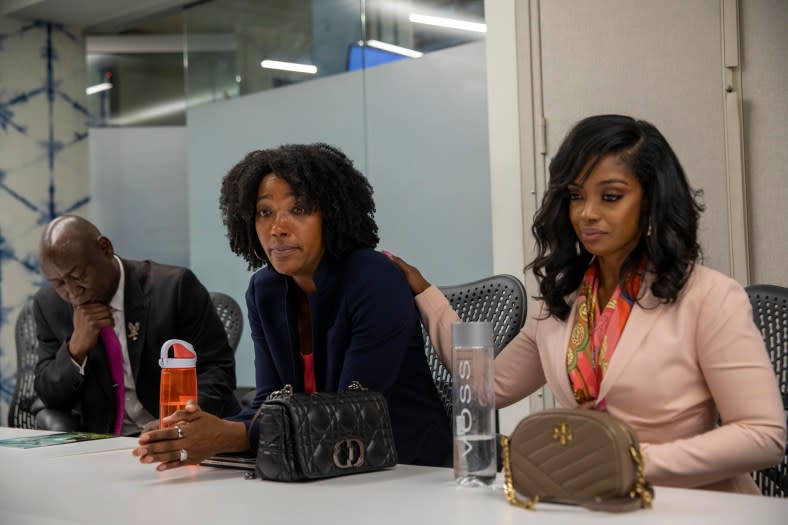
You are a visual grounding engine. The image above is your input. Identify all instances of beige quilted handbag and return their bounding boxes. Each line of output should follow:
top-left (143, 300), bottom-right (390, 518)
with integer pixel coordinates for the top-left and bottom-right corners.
top-left (501, 408), bottom-right (653, 512)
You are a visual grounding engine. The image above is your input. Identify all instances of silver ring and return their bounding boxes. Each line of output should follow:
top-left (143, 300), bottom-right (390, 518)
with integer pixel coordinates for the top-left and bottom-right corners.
top-left (179, 448), bottom-right (188, 462)
top-left (176, 426), bottom-right (184, 440)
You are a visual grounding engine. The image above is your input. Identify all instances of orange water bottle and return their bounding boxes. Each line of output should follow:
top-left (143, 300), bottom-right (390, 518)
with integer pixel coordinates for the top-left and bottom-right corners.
top-left (159, 339), bottom-right (197, 428)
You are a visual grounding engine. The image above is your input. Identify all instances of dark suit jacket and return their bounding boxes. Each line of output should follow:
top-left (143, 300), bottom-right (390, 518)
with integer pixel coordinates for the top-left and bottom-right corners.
top-left (228, 249), bottom-right (451, 466)
top-left (33, 258), bottom-right (240, 433)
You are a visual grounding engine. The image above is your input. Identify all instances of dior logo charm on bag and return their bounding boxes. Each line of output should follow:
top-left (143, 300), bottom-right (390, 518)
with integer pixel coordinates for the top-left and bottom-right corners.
top-left (333, 439), bottom-right (365, 468)
top-left (501, 408), bottom-right (654, 512)
top-left (254, 381), bottom-right (398, 481)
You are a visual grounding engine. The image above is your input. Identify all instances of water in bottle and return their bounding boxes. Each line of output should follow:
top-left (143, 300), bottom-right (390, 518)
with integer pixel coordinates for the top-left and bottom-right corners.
top-left (452, 322), bottom-right (496, 486)
top-left (159, 339), bottom-right (198, 428)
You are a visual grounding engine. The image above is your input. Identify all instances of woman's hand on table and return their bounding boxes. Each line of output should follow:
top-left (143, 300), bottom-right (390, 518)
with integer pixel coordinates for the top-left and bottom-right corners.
top-left (132, 401), bottom-right (231, 471)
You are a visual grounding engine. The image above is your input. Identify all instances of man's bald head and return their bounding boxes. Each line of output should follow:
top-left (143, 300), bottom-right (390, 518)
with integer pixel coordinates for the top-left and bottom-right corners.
top-left (40, 215), bottom-right (119, 306)
top-left (41, 215), bottom-right (102, 253)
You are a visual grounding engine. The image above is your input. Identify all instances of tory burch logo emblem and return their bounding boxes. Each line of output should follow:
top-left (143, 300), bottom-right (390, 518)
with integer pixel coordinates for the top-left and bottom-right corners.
top-left (553, 422), bottom-right (572, 446)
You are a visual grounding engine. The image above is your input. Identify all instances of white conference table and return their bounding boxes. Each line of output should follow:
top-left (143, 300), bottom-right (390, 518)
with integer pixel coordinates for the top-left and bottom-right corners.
top-left (0, 428), bottom-right (785, 525)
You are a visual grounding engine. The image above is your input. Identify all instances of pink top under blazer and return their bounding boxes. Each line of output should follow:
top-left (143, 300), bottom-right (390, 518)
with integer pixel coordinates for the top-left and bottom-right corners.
top-left (416, 264), bottom-right (786, 493)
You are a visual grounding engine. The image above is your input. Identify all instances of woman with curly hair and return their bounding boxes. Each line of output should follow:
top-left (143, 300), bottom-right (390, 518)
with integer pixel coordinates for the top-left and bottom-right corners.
top-left (134, 143), bottom-right (451, 468)
top-left (392, 115), bottom-right (785, 492)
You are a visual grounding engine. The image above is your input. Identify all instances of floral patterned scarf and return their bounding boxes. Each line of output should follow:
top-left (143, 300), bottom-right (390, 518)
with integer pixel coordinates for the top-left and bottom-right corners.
top-left (566, 259), bottom-right (645, 409)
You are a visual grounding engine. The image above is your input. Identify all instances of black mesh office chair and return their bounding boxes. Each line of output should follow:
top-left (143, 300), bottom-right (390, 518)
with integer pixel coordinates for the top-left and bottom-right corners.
top-left (9, 301), bottom-right (81, 430)
top-left (8, 301), bottom-right (39, 429)
top-left (746, 284), bottom-right (788, 498)
top-left (423, 274), bottom-right (527, 417)
top-left (209, 291), bottom-right (244, 352)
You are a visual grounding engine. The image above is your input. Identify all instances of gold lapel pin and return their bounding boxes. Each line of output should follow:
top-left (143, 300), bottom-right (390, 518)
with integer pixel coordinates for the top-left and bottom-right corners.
top-left (127, 321), bottom-right (141, 341)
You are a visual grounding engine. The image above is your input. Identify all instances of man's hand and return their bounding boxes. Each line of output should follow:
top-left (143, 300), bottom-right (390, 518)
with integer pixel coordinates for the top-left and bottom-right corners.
top-left (69, 303), bottom-right (114, 364)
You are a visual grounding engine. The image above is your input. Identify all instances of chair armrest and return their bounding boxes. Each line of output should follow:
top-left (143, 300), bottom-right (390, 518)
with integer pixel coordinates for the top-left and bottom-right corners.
top-left (30, 397), bottom-right (46, 414)
top-left (35, 408), bottom-right (79, 432)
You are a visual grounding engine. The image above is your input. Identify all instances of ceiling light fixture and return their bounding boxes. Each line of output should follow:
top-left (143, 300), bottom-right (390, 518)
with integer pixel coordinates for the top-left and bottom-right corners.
top-left (108, 92), bottom-right (217, 126)
top-left (85, 82), bottom-right (113, 95)
top-left (365, 39), bottom-right (423, 58)
top-left (260, 60), bottom-right (317, 74)
top-left (408, 13), bottom-right (487, 33)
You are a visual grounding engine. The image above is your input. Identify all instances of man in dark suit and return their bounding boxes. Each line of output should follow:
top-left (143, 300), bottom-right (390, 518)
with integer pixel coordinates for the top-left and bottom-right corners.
top-left (33, 215), bottom-right (240, 434)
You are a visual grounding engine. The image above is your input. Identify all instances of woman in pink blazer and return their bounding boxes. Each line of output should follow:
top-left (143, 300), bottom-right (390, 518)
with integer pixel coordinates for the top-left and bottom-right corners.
top-left (394, 115), bottom-right (785, 494)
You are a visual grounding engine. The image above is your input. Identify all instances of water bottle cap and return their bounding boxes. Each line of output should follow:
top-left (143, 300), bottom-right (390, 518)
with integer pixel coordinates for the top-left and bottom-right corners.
top-left (451, 321), bottom-right (493, 348)
top-left (159, 339), bottom-right (197, 368)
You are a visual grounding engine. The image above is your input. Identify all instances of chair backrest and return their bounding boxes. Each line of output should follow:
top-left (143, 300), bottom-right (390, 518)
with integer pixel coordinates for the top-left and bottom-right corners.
top-left (745, 284), bottom-right (788, 497)
top-left (8, 301), bottom-right (39, 428)
top-left (209, 291), bottom-right (244, 352)
top-left (423, 274), bottom-right (527, 416)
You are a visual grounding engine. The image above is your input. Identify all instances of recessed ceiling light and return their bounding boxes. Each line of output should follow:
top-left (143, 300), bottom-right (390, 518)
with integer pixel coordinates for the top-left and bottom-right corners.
top-left (409, 13), bottom-right (486, 33)
top-left (260, 60), bottom-right (317, 74)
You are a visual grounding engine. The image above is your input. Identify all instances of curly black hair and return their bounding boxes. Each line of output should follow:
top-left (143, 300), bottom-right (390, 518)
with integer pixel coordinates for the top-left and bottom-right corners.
top-left (527, 114), bottom-right (704, 321)
top-left (219, 143), bottom-right (379, 270)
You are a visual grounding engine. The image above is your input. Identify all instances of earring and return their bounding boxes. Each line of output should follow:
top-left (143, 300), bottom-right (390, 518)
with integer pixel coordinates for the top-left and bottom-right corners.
top-left (575, 241), bottom-right (582, 256)
top-left (646, 221), bottom-right (653, 237)
top-left (252, 246), bottom-right (264, 261)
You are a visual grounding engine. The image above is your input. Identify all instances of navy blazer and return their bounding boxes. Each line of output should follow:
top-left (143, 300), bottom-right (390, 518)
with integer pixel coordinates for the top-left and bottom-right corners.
top-left (229, 249), bottom-right (451, 466)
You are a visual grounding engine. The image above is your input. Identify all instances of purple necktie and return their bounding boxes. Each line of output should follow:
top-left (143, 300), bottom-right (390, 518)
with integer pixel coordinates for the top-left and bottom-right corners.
top-left (100, 326), bottom-right (125, 435)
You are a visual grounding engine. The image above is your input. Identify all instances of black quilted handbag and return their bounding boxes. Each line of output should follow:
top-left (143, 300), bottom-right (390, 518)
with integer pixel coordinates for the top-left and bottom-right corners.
top-left (254, 382), bottom-right (398, 481)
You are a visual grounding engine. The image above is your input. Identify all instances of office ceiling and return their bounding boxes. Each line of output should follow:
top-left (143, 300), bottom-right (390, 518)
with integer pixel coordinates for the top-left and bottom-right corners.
top-left (1, 0), bottom-right (483, 34)
top-left (0, 0), bottom-right (192, 32)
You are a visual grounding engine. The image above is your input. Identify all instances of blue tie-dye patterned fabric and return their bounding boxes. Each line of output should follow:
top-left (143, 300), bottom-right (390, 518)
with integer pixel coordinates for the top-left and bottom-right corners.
top-left (0, 17), bottom-right (89, 423)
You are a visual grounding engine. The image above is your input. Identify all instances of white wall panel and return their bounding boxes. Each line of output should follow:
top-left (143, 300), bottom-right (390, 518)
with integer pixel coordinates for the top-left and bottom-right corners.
top-left (90, 127), bottom-right (189, 267)
top-left (741, 0), bottom-right (788, 286)
top-left (538, 0), bottom-right (730, 273)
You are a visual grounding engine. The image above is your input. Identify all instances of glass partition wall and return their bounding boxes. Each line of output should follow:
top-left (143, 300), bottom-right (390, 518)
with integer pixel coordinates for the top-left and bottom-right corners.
top-left (183, 0), bottom-right (485, 107)
top-left (85, 1), bottom-right (485, 126)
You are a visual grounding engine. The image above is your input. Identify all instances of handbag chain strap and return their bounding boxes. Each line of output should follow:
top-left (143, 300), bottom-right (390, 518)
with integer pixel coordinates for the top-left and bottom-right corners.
top-left (266, 382), bottom-right (367, 399)
top-left (266, 384), bottom-right (294, 401)
top-left (500, 435), bottom-right (539, 509)
top-left (499, 435), bottom-right (653, 511)
top-left (247, 384), bottom-right (295, 445)
top-left (628, 445), bottom-right (653, 509)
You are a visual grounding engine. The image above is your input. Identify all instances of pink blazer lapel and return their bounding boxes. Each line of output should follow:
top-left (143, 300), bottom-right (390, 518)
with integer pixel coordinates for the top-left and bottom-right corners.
top-left (540, 303), bottom-right (580, 409)
top-left (597, 286), bottom-right (663, 402)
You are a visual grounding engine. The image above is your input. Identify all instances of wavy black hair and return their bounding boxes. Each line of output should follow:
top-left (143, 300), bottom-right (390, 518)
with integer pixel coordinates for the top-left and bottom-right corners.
top-left (527, 114), bottom-right (704, 321)
top-left (219, 143), bottom-right (379, 270)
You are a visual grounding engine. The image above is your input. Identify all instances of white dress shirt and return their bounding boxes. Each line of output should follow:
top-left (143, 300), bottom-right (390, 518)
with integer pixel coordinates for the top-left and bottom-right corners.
top-left (71, 255), bottom-right (154, 435)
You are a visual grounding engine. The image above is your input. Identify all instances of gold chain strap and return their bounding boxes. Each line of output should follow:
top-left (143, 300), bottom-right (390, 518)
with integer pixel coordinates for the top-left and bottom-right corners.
top-left (500, 435), bottom-right (652, 511)
top-left (500, 435), bottom-right (539, 510)
top-left (628, 445), bottom-right (653, 509)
